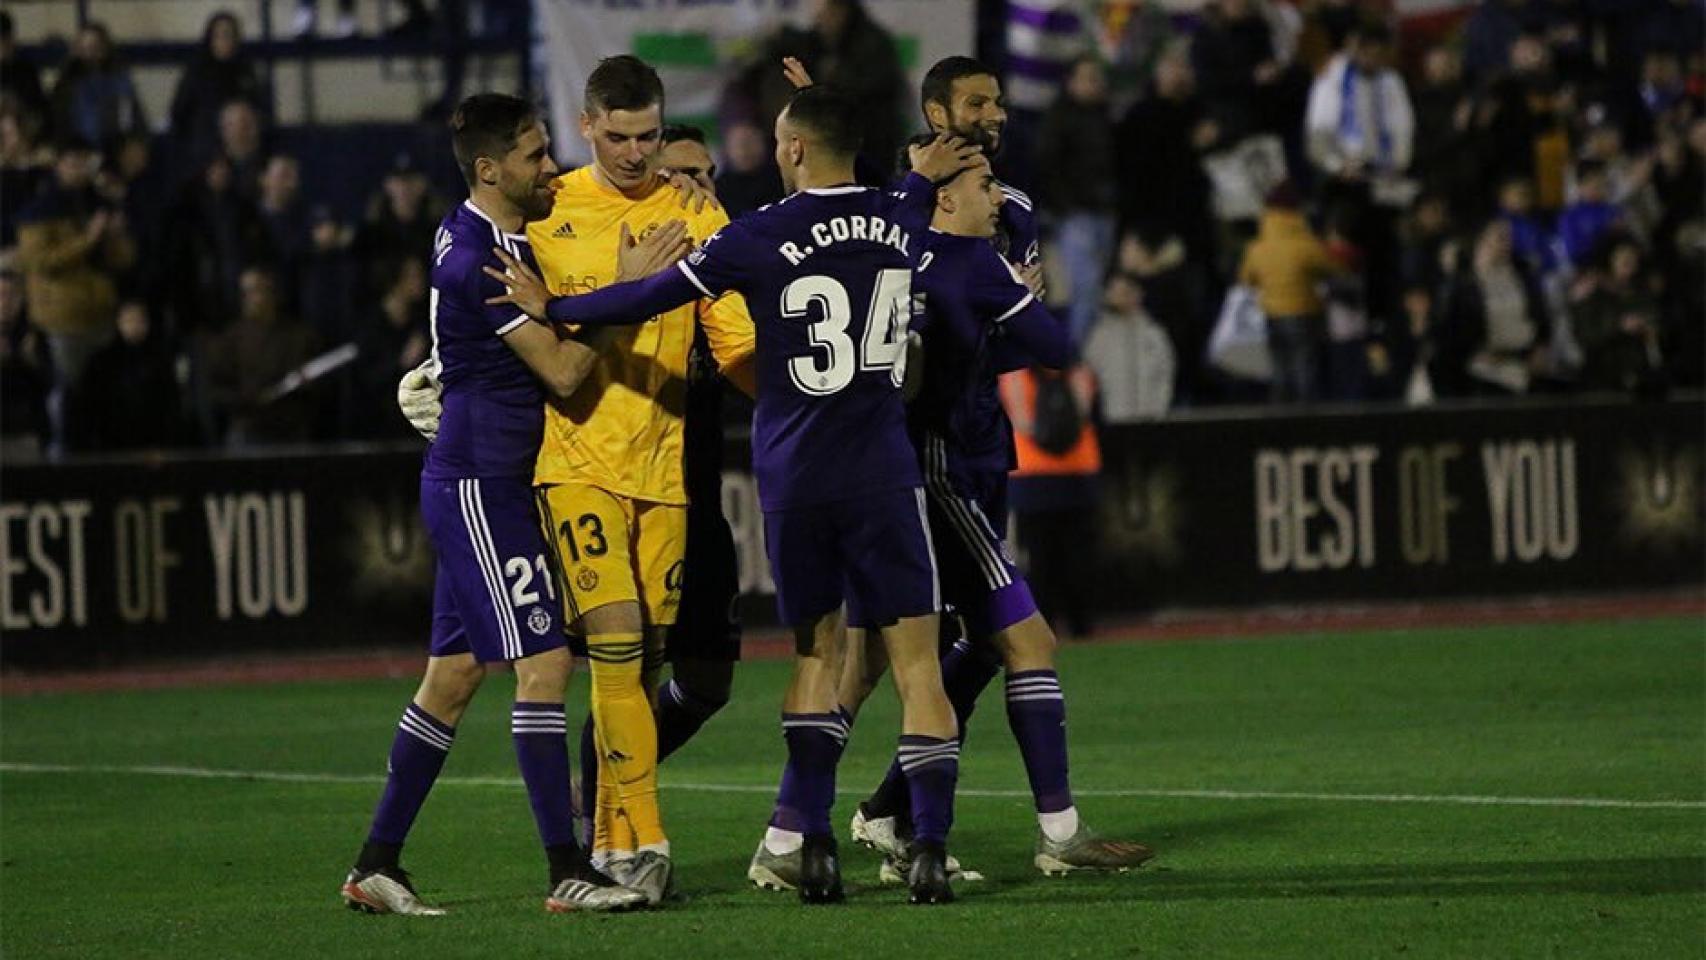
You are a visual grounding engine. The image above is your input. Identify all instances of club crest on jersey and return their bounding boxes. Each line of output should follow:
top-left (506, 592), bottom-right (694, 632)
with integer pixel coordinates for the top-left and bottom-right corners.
top-left (576, 567), bottom-right (599, 592)
top-left (526, 606), bottom-right (551, 636)
top-left (551, 219), bottom-right (576, 239)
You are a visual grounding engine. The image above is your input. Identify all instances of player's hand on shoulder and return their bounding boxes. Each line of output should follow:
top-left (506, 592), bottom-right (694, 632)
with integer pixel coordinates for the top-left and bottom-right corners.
top-left (910, 134), bottom-right (980, 184)
top-left (616, 220), bottom-right (692, 283)
top-left (397, 359), bottom-right (442, 441)
top-left (661, 169), bottom-right (720, 214)
top-left (484, 246), bottom-right (551, 321)
top-left (781, 56), bottom-right (814, 90)
top-left (1018, 261), bottom-right (1046, 299)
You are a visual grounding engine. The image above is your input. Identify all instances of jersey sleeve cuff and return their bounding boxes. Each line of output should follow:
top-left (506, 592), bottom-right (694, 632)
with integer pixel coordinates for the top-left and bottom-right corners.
top-left (495, 314), bottom-right (529, 335)
top-left (677, 260), bottom-right (715, 299)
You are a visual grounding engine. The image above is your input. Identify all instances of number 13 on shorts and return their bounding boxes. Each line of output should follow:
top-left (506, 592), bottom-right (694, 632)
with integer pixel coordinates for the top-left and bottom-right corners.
top-left (536, 482), bottom-right (687, 629)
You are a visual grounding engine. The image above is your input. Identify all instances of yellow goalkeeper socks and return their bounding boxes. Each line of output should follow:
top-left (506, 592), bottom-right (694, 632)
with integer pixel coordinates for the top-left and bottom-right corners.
top-left (586, 631), bottom-right (666, 852)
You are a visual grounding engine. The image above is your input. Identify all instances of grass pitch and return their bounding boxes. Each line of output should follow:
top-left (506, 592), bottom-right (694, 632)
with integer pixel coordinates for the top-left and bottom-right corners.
top-left (2, 615), bottom-right (1702, 959)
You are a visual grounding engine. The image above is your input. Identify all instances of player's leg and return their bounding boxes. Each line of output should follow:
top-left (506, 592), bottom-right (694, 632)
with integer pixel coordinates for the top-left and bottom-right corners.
top-left (749, 504), bottom-right (851, 901)
top-left (993, 612), bottom-right (1154, 875)
top-left (851, 489), bottom-right (959, 904)
top-left (655, 506), bottom-right (741, 758)
top-left (853, 475), bottom-right (1008, 868)
top-left (460, 478), bottom-right (643, 912)
top-left (341, 481), bottom-right (494, 917)
top-left (539, 482), bottom-right (662, 887)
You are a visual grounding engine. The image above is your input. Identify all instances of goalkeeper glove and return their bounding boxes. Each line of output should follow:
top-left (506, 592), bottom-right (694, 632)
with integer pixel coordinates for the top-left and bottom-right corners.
top-left (397, 360), bottom-right (443, 441)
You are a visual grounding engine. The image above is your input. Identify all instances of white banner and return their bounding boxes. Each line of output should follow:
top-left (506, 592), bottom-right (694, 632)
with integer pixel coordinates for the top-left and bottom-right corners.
top-left (537, 0), bottom-right (975, 166)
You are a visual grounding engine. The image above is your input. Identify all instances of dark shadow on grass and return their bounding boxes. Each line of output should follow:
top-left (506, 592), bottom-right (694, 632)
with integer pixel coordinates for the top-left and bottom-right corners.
top-left (986, 857), bottom-right (1706, 904)
top-left (1129, 810), bottom-right (1302, 851)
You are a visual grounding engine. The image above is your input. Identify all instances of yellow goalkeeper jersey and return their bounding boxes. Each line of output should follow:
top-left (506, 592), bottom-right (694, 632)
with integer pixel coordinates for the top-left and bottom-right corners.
top-left (528, 166), bottom-right (755, 504)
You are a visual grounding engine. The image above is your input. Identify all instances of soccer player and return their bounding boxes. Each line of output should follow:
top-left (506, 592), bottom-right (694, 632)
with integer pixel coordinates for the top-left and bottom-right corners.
top-left (569, 123), bottom-right (744, 850)
top-left (842, 151), bottom-right (1156, 878)
top-left (339, 93), bottom-right (686, 917)
top-left (524, 55), bottom-right (756, 903)
top-left (484, 85), bottom-right (981, 905)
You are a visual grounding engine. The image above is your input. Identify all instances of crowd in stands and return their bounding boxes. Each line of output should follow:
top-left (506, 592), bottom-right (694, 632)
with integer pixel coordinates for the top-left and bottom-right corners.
top-left (0, 0), bottom-right (1701, 460)
top-left (1034, 0), bottom-right (1703, 417)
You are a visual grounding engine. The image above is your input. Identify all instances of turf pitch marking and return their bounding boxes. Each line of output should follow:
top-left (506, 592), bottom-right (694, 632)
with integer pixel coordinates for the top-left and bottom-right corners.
top-left (3, 762), bottom-right (1701, 811)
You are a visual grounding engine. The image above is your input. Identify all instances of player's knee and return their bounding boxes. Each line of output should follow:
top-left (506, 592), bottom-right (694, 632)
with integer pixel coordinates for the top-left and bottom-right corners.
top-left (579, 601), bottom-right (644, 636)
top-left (419, 654), bottom-right (485, 717)
top-left (672, 659), bottom-right (733, 710)
top-left (996, 613), bottom-right (1057, 671)
top-left (513, 646), bottom-right (574, 701)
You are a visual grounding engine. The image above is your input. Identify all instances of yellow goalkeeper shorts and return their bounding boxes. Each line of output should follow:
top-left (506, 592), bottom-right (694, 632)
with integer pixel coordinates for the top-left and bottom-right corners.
top-left (536, 482), bottom-right (685, 629)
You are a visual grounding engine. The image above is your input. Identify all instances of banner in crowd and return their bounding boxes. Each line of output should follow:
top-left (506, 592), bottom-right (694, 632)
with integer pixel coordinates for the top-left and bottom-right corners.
top-left (3, 400), bottom-right (1697, 668)
top-left (536, 0), bottom-right (974, 166)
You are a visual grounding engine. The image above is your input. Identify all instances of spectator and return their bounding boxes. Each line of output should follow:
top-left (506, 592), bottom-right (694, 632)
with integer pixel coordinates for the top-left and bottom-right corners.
top-left (1037, 55), bottom-right (1118, 346)
top-left (1569, 235), bottom-right (1665, 395)
top-left (1236, 181), bottom-right (1343, 403)
top-left (1474, 32), bottom-right (1567, 209)
top-left (219, 99), bottom-right (269, 200)
top-left (1462, 0), bottom-right (1561, 86)
top-left (351, 153), bottom-right (442, 302)
top-left (1116, 46), bottom-right (1216, 264)
top-left (1432, 218), bottom-right (1550, 396)
top-left (1410, 46), bottom-right (1478, 220)
top-left (787, 0), bottom-right (906, 176)
top-left (258, 154), bottom-right (311, 312)
top-left (1098, 0), bottom-right (1178, 114)
top-left (14, 137), bottom-right (135, 398)
top-left (0, 10), bottom-right (48, 133)
top-left (205, 266), bottom-right (318, 446)
top-left (301, 205), bottom-right (354, 345)
top-left (1496, 176), bottom-right (1558, 277)
top-left (713, 121), bottom-right (782, 217)
top-left (1003, 364), bottom-right (1098, 641)
top-left (1191, 0), bottom-right (1281, 144)
top-left (72, 299), bottom-right (185, 450)
top-left (1114, 229), bottom-right (1203, 402)
top-left (1557, 160), bottom-right (1622, 266)
top-left (1002, 364), bottom-right (1103, 639)
top-left (0, 267), bottom-right (51, 455)
top-left (1398, 191), bottom-right (1455, 294)
top-left (0, 102), bottom-right (52, 252)
top-left (1084, 272), bottom-right (1175, 423)
top-left (169, 12), bottom-right (267, 163)
top-left (292, 0), bottom-right (361, 39)
top-left (346, 257), bottom-right (428, 439)
top-left (1304, 20), bottom-right (1413, 324)
top-left (164, 154), bottom-right (273, 336)
top-left (98, 131), bottom-right (170, 301)
top-left (48, 22), bottom-right (146, 150)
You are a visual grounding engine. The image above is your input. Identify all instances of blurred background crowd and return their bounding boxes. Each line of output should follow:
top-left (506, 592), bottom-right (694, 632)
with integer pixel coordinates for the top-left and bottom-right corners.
top-left (0, 0), bottom-right (1700, 461)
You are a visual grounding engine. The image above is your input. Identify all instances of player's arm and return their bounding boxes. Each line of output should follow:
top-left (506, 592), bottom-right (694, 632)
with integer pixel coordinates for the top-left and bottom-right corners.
top-left (485, 221), bottom-right (701, 328)
top-left (978, 246), bottom-right (1071, 370)
top-left (502, 320), bottom-right (608, 400)
top-left (699, 291), bottom-right (757, 398)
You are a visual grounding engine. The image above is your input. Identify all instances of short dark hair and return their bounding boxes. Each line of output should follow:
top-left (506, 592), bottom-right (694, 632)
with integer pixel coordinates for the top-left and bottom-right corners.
top-left (583, 55), bottom-right (664, 117)
top-left (921, 56), bottom-right (995, 117)
top-left (1352, 20), bottom-right (1393, 47)
top-left (449, 93), bottom-right (539, 186)
top-left (783, 84), bottom-right (863, 158)
top-left (1575, 158), bottom-right (1607, 181)
top-left (661, 124), bottom-right (705, 146)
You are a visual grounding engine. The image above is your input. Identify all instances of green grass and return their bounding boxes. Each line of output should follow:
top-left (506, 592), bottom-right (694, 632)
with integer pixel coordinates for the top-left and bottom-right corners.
top-left (3, 617), bottom-right (1703, 959)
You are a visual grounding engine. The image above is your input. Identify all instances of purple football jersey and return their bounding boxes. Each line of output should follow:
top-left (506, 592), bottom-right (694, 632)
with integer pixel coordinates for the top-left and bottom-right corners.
top-left (911, 230), bottom-right (1068, 481)
top-left (679, 185), bottom-right (931, 510)
top-left (422, 200), bottom-right (546, 481)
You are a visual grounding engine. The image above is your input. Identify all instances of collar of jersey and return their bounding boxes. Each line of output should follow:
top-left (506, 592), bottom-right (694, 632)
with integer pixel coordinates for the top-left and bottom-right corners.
top-left (461, 199), bottom-right (528, 242)
top-left (802, 185), bottom-right (868, 196)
